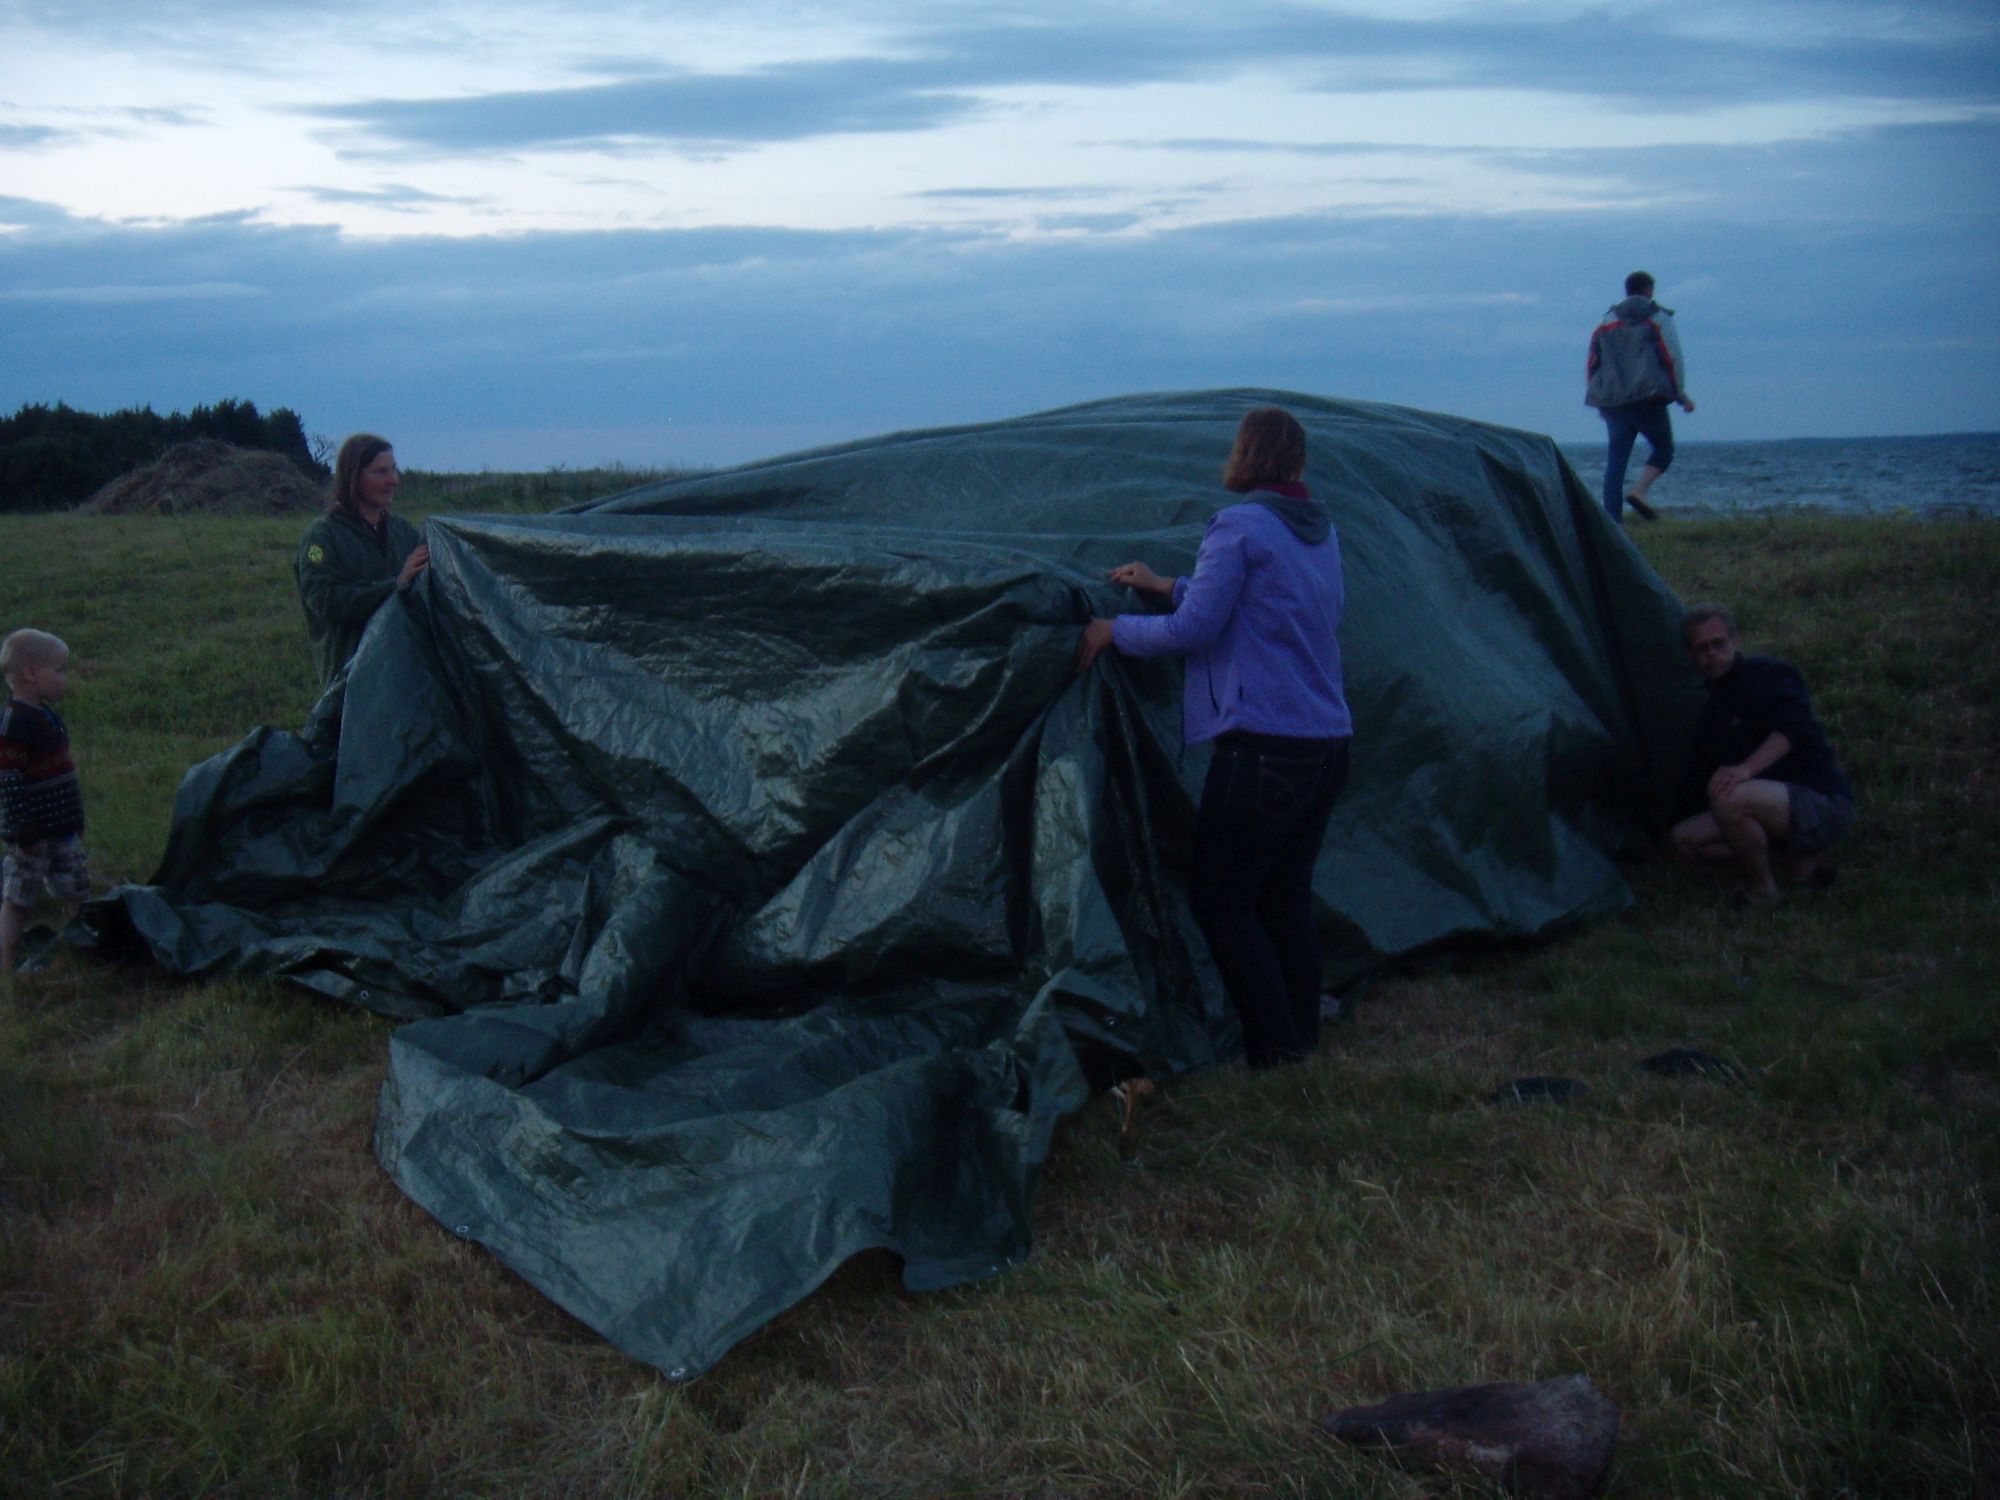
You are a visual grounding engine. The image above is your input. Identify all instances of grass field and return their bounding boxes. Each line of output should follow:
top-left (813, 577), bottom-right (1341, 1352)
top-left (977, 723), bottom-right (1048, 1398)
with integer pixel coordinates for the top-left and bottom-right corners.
top-left (1, 503), bottom-right (1995, 1497)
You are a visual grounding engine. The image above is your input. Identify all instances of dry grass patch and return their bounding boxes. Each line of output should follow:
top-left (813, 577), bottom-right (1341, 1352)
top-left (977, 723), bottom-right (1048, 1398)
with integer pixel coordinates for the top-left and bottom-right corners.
top-left (1, 512), bottom-right (1995, 1495)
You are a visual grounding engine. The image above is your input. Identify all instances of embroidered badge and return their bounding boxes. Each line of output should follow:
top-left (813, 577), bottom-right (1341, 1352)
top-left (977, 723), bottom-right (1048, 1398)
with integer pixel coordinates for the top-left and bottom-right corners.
top-left (307, 544), bottom-right (325, 564)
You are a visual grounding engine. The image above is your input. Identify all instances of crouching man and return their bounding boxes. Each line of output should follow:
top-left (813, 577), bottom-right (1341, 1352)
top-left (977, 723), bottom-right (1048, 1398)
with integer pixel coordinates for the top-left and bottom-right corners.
top-left (1669, 605), bottom-right (1855, 907)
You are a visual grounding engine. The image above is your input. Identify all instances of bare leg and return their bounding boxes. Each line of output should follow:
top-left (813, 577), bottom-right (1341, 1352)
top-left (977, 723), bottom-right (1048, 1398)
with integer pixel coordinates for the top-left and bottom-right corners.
top-left (1619, 464), bottom-right (1663, 521)
top-left (1711, 780), bottom-right (1793, 903)
top-left (1670, 811), bottom-right (1735, 865)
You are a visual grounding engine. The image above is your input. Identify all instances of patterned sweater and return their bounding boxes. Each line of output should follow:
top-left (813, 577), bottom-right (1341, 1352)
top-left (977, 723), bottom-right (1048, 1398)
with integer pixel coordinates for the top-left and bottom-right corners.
top-left (0, 698), bottom-right (85, 844)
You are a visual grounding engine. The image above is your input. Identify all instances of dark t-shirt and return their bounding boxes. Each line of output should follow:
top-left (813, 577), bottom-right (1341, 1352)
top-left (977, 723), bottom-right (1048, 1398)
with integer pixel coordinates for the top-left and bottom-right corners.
top-left (0, 698), bottom-right (85, 843)
top-left (1680, 654), bottom-right (1853, 815)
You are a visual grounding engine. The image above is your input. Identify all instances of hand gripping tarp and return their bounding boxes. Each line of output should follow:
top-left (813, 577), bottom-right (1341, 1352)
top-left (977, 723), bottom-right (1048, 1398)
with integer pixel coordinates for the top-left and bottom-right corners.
top-left (102, 390), bottom-right (1699, 1376)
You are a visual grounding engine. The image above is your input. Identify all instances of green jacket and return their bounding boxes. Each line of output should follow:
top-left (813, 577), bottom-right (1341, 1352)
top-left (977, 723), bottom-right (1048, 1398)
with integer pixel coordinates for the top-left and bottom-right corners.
top-left (296, 509), bottom-right (422, 688)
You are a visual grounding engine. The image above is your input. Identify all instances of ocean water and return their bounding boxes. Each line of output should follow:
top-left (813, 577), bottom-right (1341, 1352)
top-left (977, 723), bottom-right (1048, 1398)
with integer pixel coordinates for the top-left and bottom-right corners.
top-left (1556, 432), bottom-right (2000, 516)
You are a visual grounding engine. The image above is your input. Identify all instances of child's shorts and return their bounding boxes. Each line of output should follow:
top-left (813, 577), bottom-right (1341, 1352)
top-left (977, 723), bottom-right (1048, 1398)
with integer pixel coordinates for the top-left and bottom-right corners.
top-left (3, 833), bottom-right (91, 908)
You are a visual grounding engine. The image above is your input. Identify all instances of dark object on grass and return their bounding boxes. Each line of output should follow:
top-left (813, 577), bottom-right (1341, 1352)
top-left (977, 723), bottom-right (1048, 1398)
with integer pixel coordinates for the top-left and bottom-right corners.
top-left (1639, 1047), bottom-right (1744, 1084)
top-left (1490, 1076), bottom-right (1588, 1106)
top-left (1322, 1373), bottom-right (1619, 1499)
top-left (94, 390), bottom-right (1700, 1380)
top-left (11, 923), bottom-right (60, 974)
top-left (1111, 1077), bottom-right (1154, 1165)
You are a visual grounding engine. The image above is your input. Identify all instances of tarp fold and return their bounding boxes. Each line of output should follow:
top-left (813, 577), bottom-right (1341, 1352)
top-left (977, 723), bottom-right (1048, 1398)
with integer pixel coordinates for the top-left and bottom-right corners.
top-left (101, 391), bottom-right (1698, 1374)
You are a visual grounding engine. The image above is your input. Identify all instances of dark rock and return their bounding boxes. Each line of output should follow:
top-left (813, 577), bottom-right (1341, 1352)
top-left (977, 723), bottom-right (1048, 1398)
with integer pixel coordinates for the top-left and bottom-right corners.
top-left (1639, 1047), bottom-right (1744, 1083)
top-left (1322, 1373), bottom-right (1619, 1499)
top-left (1489, 1075), bottom-right (1588, 1106)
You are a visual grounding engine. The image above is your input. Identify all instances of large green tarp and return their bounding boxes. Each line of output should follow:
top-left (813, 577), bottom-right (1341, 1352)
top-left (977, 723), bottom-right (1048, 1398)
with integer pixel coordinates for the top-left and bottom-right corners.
top-left (103, 390), bottom-right (1699, 1376)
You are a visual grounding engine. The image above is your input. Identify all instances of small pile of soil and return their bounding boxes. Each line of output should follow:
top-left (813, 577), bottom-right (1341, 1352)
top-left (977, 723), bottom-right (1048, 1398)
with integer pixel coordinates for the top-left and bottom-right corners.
top-left (82, 439), bottom-right (325, 516)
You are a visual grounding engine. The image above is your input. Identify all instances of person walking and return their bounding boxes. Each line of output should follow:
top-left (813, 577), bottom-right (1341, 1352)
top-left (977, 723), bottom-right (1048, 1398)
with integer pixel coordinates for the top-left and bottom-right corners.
top-left (1586, 270), bottom-right (1696, 522)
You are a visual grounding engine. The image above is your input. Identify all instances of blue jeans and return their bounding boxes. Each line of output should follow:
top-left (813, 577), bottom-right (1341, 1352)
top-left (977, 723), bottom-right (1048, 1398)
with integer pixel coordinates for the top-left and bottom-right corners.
top-left (1600, 399), bottom-right (1675, 519)
top-left (1188, 731), bottom-right (1352, 1069)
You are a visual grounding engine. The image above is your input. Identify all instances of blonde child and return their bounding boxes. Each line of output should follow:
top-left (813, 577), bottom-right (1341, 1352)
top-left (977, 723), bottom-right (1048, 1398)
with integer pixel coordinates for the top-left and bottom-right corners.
top-left (1, 629), bottom-right (89, 973)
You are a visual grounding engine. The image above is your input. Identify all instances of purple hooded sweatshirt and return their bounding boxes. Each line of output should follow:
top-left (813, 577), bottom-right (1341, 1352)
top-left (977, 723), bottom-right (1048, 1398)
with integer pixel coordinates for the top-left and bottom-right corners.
top-left (1111, 486), bottom-right (1351, 745)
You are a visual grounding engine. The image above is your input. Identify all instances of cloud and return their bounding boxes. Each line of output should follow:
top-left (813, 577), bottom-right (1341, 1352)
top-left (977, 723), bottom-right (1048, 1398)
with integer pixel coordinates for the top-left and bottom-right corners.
top-left (119, 106), bottom-right (205, 128)
top-left (1139, 138), bottom-right (1489, 157)
top-left (0, 124), bottom-right (64, 149)
top-left (308, 61), bottom-right (986, 156)
top-left (910, 185), bottom-right (1123, 202)
top-left (0, 194), bottom-right (87, 228)
top-left (1030, 211), bottom-right (1145, 233)
top-left (901, 4), bottom-right (2000, 110)
top-left (294, 182), bottom-right (480, 209)
top-left (3, 105), bottom-right (1996, 471)
top-left (277, 3), bottom-right (2000, 175)
top-left (0, 280), bottom-right (265, 303)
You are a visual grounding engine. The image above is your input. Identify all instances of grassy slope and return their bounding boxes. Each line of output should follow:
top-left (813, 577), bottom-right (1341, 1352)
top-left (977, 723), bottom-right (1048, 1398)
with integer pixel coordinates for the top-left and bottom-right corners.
top-left (0, 509), bottom-right (1994, 1498)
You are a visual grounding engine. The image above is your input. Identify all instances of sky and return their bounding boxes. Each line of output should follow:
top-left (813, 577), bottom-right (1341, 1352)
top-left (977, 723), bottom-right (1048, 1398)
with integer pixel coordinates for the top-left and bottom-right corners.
top-left (3, 0), bottom-right (1997, 471)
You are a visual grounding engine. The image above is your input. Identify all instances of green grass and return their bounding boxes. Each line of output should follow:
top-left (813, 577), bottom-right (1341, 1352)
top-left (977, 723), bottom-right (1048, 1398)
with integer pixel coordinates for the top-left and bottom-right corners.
top-left (2, 507), bottom-right (1996, 1497)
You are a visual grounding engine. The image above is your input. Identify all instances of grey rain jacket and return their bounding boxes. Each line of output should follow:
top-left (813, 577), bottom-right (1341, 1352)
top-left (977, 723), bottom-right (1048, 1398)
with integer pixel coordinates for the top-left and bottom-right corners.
top-left (1585, 296), bottom-right (1687, 408)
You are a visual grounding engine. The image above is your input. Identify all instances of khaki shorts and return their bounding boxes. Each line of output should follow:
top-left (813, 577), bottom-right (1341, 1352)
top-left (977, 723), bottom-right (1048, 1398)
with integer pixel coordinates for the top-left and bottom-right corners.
top-left (1784, 786), bottom-right (1855, 858)
top-left (3, 833), bottom-right (91, 908)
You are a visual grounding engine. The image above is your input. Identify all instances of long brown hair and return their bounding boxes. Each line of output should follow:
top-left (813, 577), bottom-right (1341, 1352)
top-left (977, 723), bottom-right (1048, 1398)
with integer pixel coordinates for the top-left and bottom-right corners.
top-left (1221, 407), bottom-right (1307, 493)
top-left (330, 433), bottom-right (393, 515)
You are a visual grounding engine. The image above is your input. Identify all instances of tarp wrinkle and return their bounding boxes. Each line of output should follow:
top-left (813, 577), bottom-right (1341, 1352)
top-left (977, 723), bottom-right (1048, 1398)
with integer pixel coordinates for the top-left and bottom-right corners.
top-left (99, 390), bottom-right (1697, 1376)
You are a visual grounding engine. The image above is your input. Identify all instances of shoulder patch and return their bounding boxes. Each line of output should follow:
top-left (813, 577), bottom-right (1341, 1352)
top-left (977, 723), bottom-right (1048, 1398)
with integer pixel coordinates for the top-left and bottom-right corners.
top-left (306, 543), bottom-right (326, 564)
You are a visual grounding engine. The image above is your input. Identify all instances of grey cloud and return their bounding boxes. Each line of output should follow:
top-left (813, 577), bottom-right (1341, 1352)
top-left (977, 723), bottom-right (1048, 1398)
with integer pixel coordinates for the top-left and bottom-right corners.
top-left (295, 4), bottom-right (1999, 163)
top-left (2, 116), bottom-right (1995, 464)
top-left (0, 281), bottom-right (265, 303)
top-left (296, 183), bottom-right (479, 208)
top-left (0, 123), bottom-right (65, 149)
top-left (1032, 211), bottom-right (1144, 233)
top-left (308, 60), bottom-right (984, 155)
top-left (909, 185), bottom-right (1122, 202)
top-left (1505, 118), bottom-right (2000, 225)
top-left (1139, 138), bottom-right (1494, 158)
top-left (121, 106), bottom-right (205, 127)
top-left (0, 195), bottom-right (86, 227)
top-left (0, 107), bottom-right (203, 152)
top-left (175, 208), bottom-right (265, 227)
top-left (901, 5), bottom-right (2000, 109)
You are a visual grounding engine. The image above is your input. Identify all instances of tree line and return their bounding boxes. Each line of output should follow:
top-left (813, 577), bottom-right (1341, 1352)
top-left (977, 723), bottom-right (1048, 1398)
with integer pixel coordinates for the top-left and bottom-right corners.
top-left (0, 399), bottom-right (325, 513)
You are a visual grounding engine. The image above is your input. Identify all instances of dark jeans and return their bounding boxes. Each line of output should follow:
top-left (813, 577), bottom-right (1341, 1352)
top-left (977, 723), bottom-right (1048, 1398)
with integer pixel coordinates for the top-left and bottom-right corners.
top-left (1188, 731), bottom-right (1352, 1069)
top-left (1600, 399), bottom-right (1675, 519)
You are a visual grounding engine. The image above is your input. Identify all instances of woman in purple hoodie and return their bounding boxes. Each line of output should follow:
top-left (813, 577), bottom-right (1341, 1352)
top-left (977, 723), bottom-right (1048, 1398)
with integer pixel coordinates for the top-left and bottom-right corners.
top-left (1077, 407), bottom-right (1352, 1069)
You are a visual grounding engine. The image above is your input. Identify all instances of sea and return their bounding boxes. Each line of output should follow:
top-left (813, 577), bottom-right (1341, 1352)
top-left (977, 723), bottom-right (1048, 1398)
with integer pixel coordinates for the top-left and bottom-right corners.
top-left (1554, 432), bottom-right (2000, 517)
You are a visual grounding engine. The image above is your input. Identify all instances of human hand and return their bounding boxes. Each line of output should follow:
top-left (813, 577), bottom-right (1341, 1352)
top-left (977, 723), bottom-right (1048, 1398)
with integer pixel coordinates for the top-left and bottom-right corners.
top-left (1075, 618), bottom-right (1116, 675)
top-left (396, 544), bottom-right (431, 588)
top-left (1679, 395), bottom-right (1697, 413)
top-left (1107, 561), bottom-right (1172, 597)
top-left (1708, 764), bottom-right (1747, 800)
